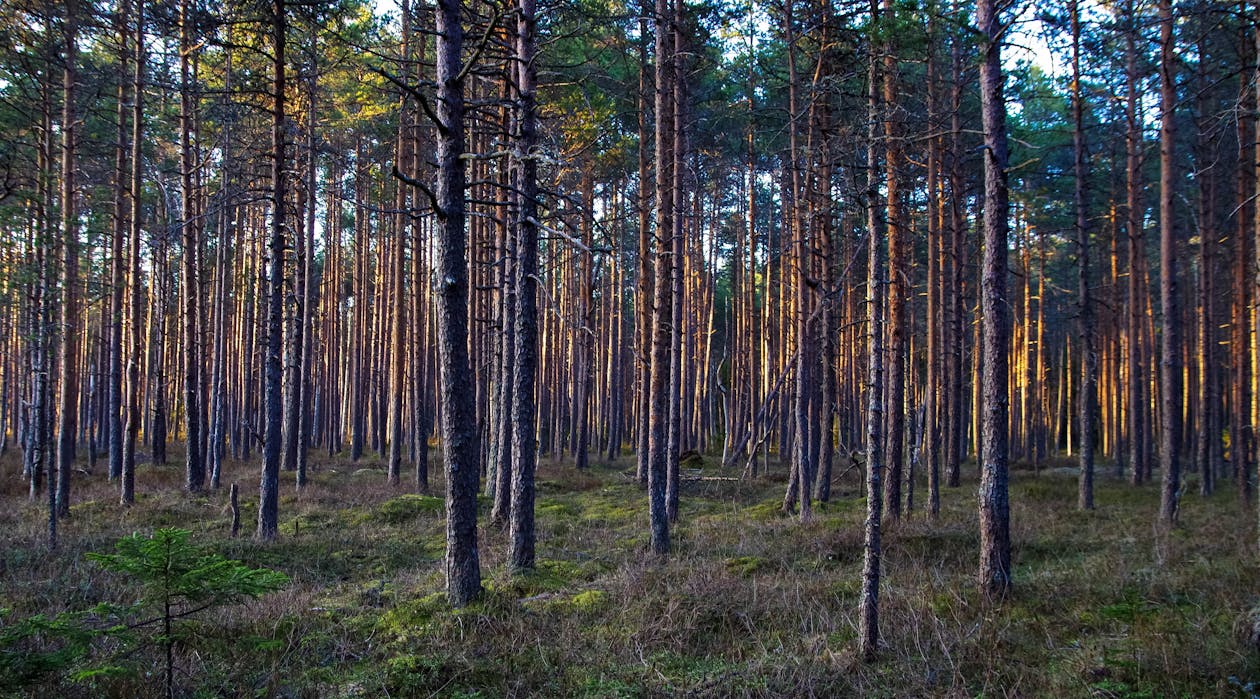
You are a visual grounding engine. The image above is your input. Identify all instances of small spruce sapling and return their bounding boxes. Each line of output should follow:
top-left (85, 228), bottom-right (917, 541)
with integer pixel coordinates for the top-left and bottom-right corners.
top-left (86, 528), bottom-right (289, 698)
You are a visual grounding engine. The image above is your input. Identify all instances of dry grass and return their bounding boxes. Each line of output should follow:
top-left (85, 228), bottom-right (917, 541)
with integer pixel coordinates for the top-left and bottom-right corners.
top-left (1, 445), bottom-right (1257, 697)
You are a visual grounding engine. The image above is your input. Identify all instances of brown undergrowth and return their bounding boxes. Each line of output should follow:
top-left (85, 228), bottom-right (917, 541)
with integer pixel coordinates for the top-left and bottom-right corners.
top-left (1, 447), bottom-right (1256, 697)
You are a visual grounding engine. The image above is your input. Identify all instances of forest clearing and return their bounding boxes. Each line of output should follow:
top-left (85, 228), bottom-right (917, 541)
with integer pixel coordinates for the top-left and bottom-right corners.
top-left (3, 450), bottom-right (1257, 697)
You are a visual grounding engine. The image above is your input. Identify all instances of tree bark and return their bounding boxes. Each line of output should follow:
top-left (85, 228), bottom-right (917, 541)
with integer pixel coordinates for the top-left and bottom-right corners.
top-left (860, 10), bottom-right (884, 657)
top-left (107, 0), bottom-right (132, 484)
top-left (977, 0), bottom-right (1012, 597)
top-left (1157, 0), bottom-right (1181, 525)
top-left (257, 0), bottom-right (287, 541)
top-left (882, 0), bottom-right (905, 523)
top-left (435, 0), bottom-right (482, 604)
top-left (122, 0), bottom-right (145, 506)
top-left (1125, 0), bottom-right (1147, 486)
top-left (647, 0), bottom-right (674, 555)
top-left (180, 0), bottom-right (204, 493)
top-left (509, 0), bottom-right (540, 572)
top-left (1072, 0), bottom-right (1095, 510)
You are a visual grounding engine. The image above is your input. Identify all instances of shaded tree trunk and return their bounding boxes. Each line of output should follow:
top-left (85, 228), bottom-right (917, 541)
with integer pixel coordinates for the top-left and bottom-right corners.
top-left (1072, 0), bottom-right (1095, 510)
top-left (977, 0), bottom-right (1012, 597)
top-left (180, 0), bottom-right (204, 493)
top-left (647, 0), bottom-right (674, 555)
top-left (257, 0), bottom-right (287, 541)
top-left (509, 0), bottom-right (540, 572)
top-left (122, 0), bottom-right (145, 506)
top-left (54, 0), bottom-right (81, 521)
top-left (435, 0), bottom-right (482, 604)
top-left (1157, 0), bottom-right (1180, 525)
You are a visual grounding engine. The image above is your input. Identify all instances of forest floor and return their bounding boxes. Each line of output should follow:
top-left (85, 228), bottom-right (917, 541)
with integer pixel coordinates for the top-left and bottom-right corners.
top-left (1, 448), bottom-right (1258, 698)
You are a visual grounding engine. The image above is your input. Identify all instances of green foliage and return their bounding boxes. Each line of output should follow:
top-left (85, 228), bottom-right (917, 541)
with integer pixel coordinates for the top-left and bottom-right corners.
top-left (0, 605), bottom-right (121, 691)
top-left (0, 529), bottom-right (288, 695)
top-left (87, 528), bottom-right (289, 609)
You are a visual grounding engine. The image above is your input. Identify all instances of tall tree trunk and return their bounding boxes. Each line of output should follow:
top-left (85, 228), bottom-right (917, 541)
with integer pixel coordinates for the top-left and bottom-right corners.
top-left (882, 0), bottom-right (905, 523)
top-left (977, 0), bottom-right (1012, 597)
top-left (635, 8), bottom-right (651, 485)
top-left (435, 0), bottom-right (482, 604)
top-left (647, 0), bottom-right (673, 555)
top-left (1157, 0), bottom-right (1181, 525)
top-left (298, 36), bottom-right (317, 489)
top-left (924, 4), bottom-right (940, 517)
top-left (666, 13), bottom-right (685, 523)
top-left (54, 0), bottom-right (80, 521)
top-left (1125, 0), bottom-right (1147, 486)
top-left (859, 12), bottom-right (884, 658)
top-left (946, 23), bottom-right (965, 488)
top-left (388, 3), bottom-right (413, 487)
top-left (1239, 12), bottom-right (1255, 505)
top-left (108, 0), bottom-right (132, 484)
top-left (509, 0), bottom-right (540, 572)
top-left (122, 0), bottom-right (145, 506)
top-left (1072, 0), bottom-right (1095, 510)
top-left (180, 0), bottom-right (204, 493)
top-left (258, 0), bottom-right (287, 541)
top-left (1194, 31), bottom-right (1217, 498)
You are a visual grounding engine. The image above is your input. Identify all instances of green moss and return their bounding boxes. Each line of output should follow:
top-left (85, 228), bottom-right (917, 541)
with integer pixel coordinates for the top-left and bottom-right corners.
top-left (567, 590), bottom-right (609, 612)
top-left (538, 499), bottom-right (581, 518)
top-left (579, 492), bottom-right (641, 527)
top-left (743, 500), bottom-right (788, 521)
top-left (724, 556), bottom-right (767, 578)
top-left (384, 653), bottom-right (446, 694)
top-left (373, 494), bottom-right (444, 524)
top-left (377, 592), bottom-right (448, 642)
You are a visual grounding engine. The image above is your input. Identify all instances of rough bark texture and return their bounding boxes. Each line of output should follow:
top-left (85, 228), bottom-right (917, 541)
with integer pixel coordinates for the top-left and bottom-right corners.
top-left (107, 0), bottom-right (131, 485)
top-left (1157, 0), bottom-right (1181, 525)
top-left (509, 0), bottom-right (540, 572)
top-left (257, 0), bottom-right (286, 541)
top-left (435, 0), bottom-right (483, 604)
top-left (648, 0), bottom-right (673, 555)
top-left (54, 0), bottom-right (80, 521)
top-left (882, 0), bottom-right (905, 523)
top-left (1072, 0), bottom-right (1095, 511)
top-left (180, 0), bottom-right (205, 494)
top-left (1125, 3), bottom-right (1146, 486)
top-left (859, 22), bottom-right (884, 659)
top-left (977, 0), bottom-right (1012, 598)
top-left (666, 16), bottom-right (685, 524)
top-left (121, 0), bottom-right (144, 506)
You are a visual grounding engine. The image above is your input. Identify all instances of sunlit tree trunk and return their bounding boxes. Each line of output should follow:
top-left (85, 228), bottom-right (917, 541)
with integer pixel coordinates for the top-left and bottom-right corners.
top-left (859, 9), bottom-right (884, 656)
top-left (882, 0), bottom-right (905, 523)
